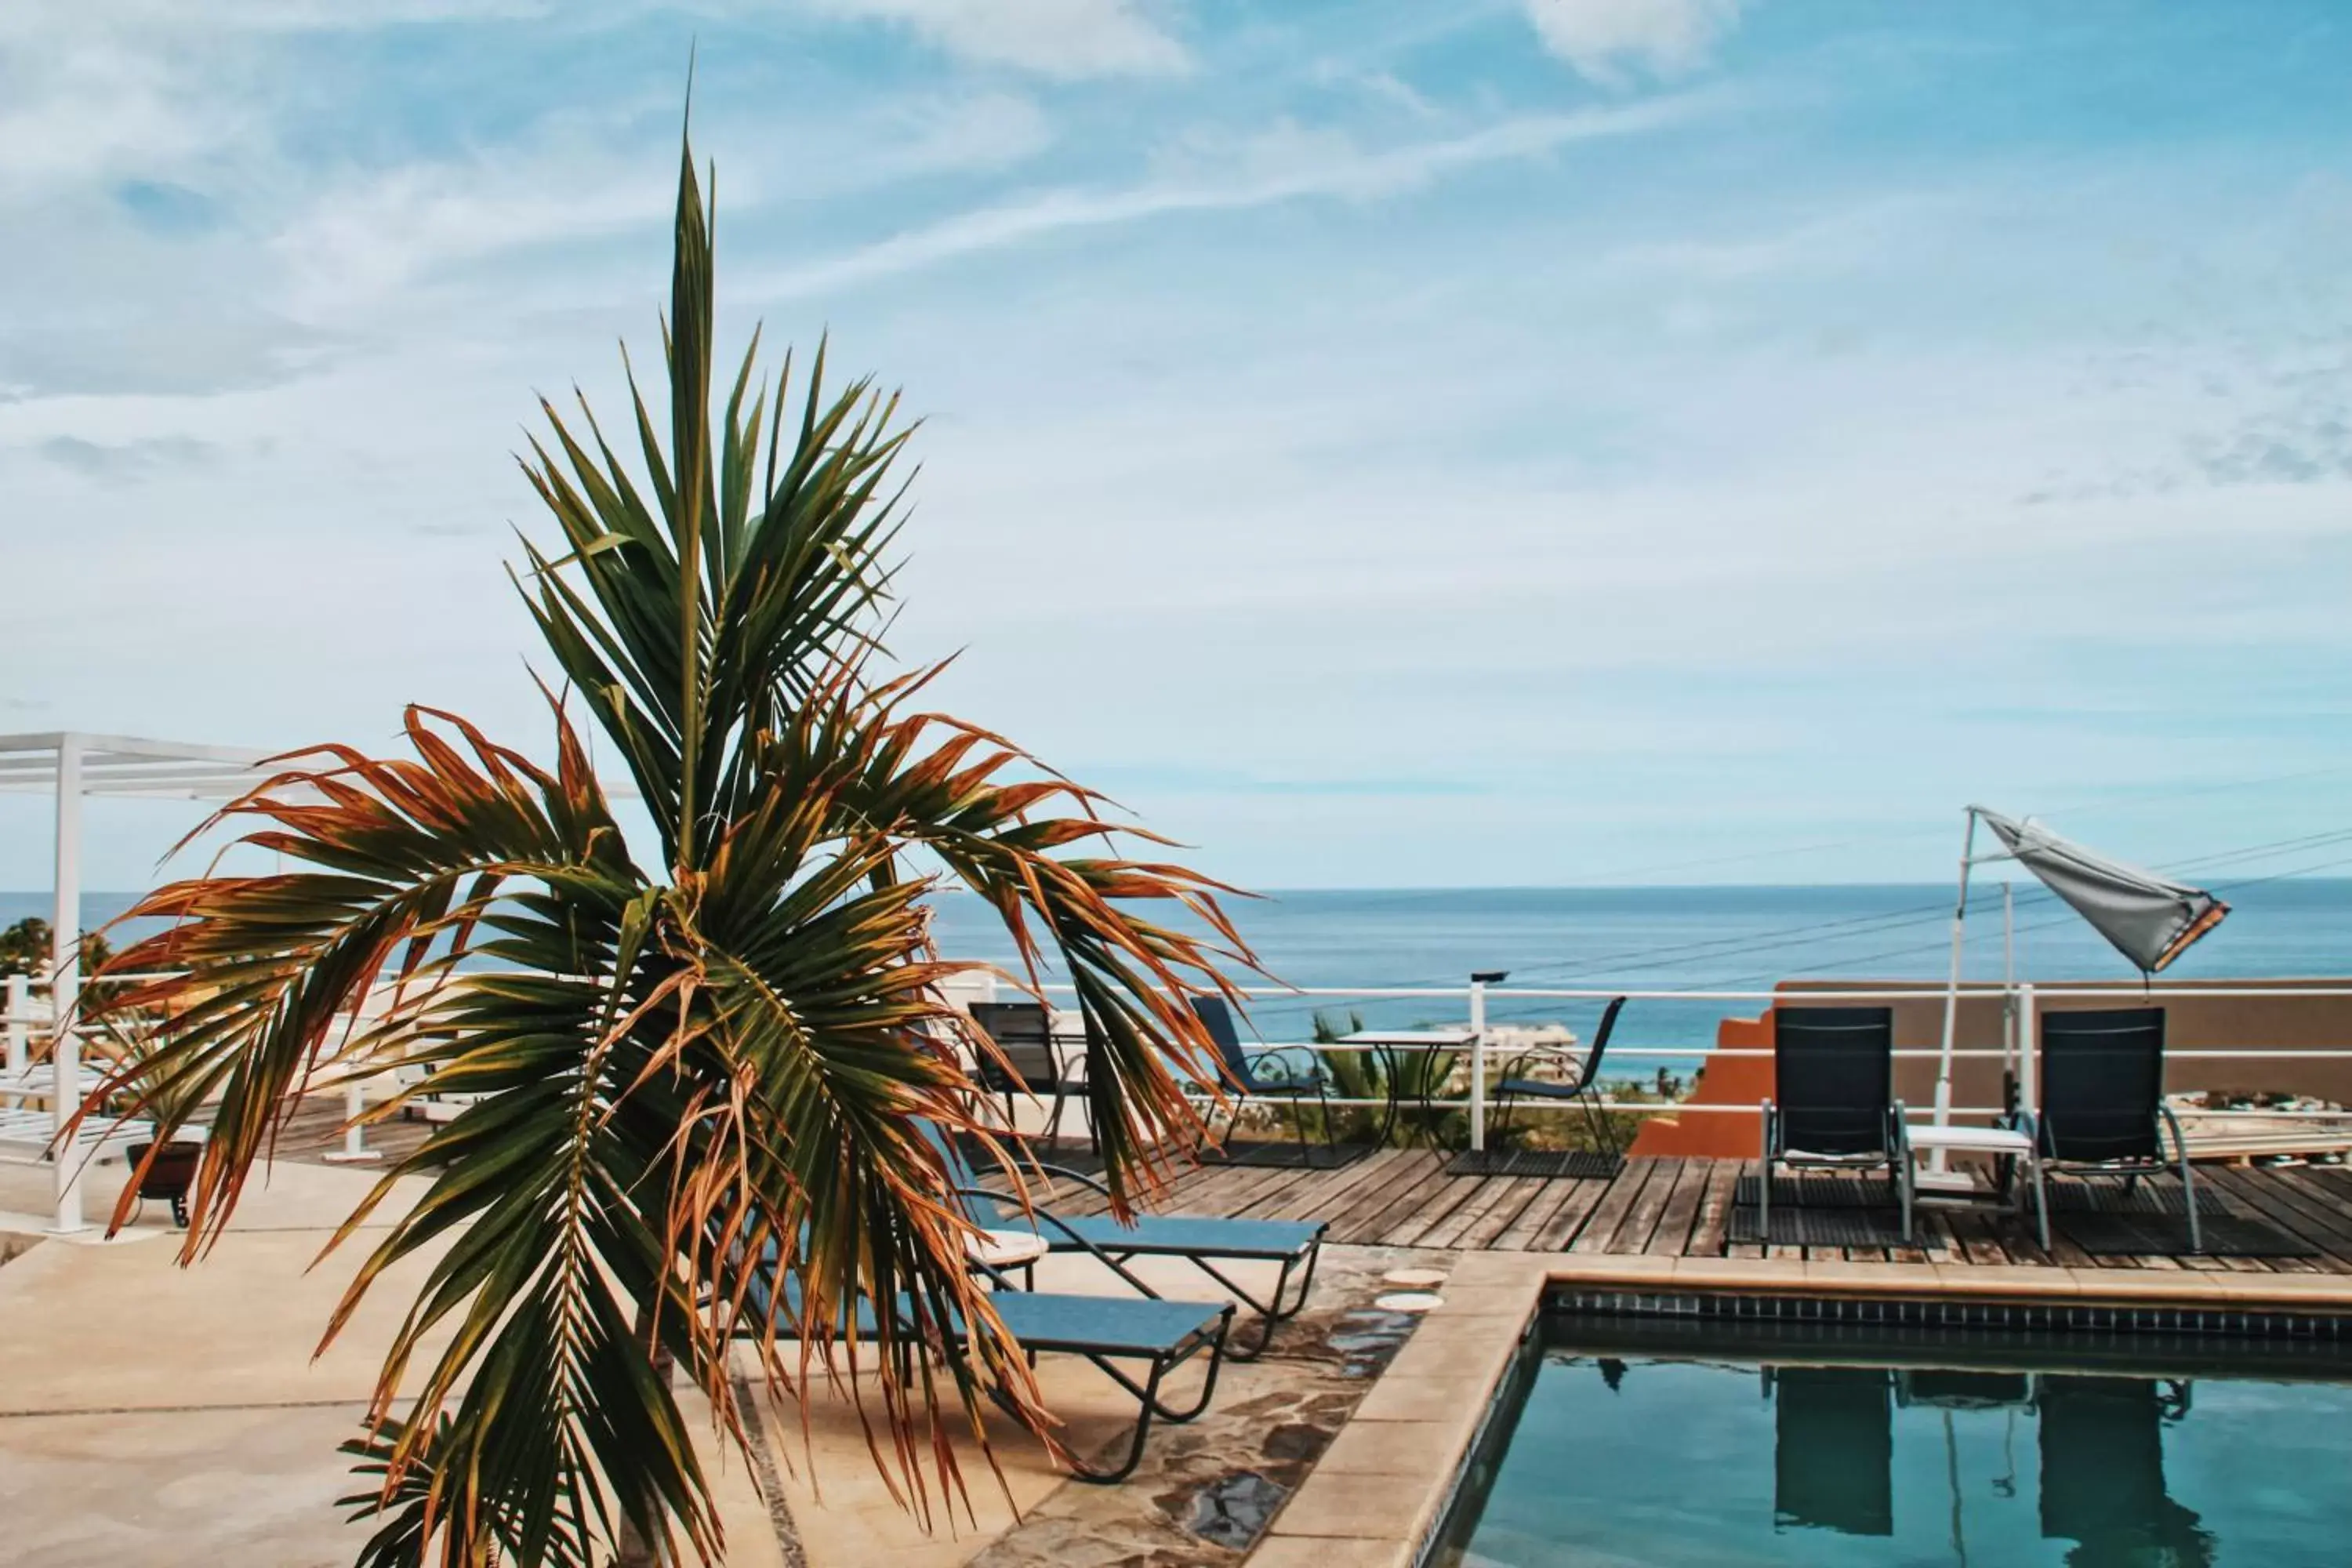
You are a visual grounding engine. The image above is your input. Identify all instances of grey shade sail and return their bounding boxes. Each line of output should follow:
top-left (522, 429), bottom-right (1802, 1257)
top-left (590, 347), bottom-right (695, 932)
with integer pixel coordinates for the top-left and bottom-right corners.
top-left (1979, 810), bottom-right (2229, 973)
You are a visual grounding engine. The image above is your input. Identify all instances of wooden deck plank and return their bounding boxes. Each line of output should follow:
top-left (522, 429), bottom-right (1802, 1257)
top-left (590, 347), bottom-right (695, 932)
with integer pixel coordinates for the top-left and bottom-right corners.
top-left (1618, 1161), bottom-right (1693, 1260)
top-left (1683, 1159), bottom-right (1740, 1258)
top-left (1946, 1208), bottom-right (2011, 1269)
top-left (1527, 1172), bottom-right (1617, 1252)
top-left (2200, 1167), bottom-right (2340, 1272)
top-left (1320, 1152), bottom-right (1446, 1241)
top-left (1164, 1157), bottom-right (1302, 1213)
top-left (1490, 1176), bottom-right (1602, 1251)
top-left (1340, 1159), bottom-right (1466, 1247)
top-left (2272, 1167), bottom-right (2352, 1261)
top-left (1252, 1149), bottom-right (1408, 1224)
top-left (1457, 1176), bottom-right (1552, 1250)
top-left (1383, 1177), bottom-right (1493, 1249)
top-left (1421, 1176), bottom-right (1535, 1251)
top-left (1320, 1151), bottom-right (1446, 1231)
top-left (1194, 1155), bottom-right (1339, 1214)
top-left (1229, 1157), bottom-right (1358, 1219)
top-left (1646, 1160), bottom-right (1709, 1256)
top-left (1568, 1158), bottom-right (1659, 1254)
top-left (1609, 1157), bottom-right (1685, 1254)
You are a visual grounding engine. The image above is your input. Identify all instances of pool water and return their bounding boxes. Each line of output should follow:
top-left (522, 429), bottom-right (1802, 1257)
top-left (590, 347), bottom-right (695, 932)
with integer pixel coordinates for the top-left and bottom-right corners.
top-left (1436, 1318), bottom-right (2352, 1567)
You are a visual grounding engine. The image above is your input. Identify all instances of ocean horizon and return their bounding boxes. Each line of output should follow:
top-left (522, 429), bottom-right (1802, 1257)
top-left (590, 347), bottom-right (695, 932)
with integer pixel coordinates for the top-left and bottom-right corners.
top-left (17, 879), bottom-right (2348, 1069)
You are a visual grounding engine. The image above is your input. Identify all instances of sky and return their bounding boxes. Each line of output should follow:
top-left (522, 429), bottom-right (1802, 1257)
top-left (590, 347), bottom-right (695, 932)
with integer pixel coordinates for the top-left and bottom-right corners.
top-left (4, 0), bottom-right (2352, 891)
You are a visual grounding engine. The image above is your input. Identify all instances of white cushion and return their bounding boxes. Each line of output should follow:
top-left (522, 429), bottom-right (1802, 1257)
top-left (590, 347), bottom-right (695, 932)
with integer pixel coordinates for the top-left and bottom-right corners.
top-left (966, 1229), bottom-right (1049, 1268)
top-left (1907, 1123), bottom-right (2034, 1154)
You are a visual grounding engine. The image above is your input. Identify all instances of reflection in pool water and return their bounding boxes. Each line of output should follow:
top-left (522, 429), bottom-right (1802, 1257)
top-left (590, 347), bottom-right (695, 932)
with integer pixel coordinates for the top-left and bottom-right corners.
top-left (1440, 1327), bottom-right (2350, 1567)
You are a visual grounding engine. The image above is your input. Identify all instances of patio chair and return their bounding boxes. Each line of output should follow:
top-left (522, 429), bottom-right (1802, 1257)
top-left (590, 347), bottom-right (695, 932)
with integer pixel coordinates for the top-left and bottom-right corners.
top-left (969, 1000), bottom-right (1090, 1149)
top-left (1759, 1005), bottom-right (1913, 1243)
top-left (1189, 996), bottom-right (1338, 1165)
top-left (927, 1120), bottom-right (1327, 1362)
top-left (2012, 1007), bottom-right (2200, 1253)
top-left (744, 1254), bottom-right (1233, 1484)
top-left (1490, 996), bottom-right (1627, 1156)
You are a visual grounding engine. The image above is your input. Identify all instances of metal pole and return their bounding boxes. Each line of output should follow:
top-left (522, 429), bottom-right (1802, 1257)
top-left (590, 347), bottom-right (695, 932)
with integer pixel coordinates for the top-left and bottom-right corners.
top-left (1926, 808), bottom-right (1980, 1190)
top-left (1468, 977), bottom-right (1488, 1152)
top-left (49, 735), bottom-right (87, 1234)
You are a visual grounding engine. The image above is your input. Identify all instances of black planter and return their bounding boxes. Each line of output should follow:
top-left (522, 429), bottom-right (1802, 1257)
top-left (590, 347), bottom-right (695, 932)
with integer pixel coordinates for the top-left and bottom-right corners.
top-left (127, 1139), bottom-right (202, 1228)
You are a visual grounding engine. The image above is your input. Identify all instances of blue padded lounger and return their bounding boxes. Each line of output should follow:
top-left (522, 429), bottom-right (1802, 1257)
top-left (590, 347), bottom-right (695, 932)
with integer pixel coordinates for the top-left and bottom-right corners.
top-left (927, 1122), bottom-right (1327, 1360)
top-left (746, 1261), bottom-right (1233, 1484)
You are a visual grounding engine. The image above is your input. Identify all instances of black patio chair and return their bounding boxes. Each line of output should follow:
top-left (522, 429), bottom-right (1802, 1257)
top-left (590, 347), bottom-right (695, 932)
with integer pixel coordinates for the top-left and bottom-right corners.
top-left (1188, 996), bottom-right (1337, 1163)
top-left (1759, 1004), bottom-right (1913, 1243)
top-left (969, 1000), bottom-right (1090, 1149)
top-left (2013, 1007), bottom-right (2201, 1253)
top-left (1490, 995), bottom-right (1627, 1156)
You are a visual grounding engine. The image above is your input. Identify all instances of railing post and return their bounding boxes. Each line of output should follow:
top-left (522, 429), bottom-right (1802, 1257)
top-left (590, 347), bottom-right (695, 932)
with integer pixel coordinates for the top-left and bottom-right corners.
top-left (4, 973), bottom-right (26, 1078)
top-left (321, 1076), bottom-right (381, 1163)
top-left (2016, 983), bottom-right (2037, 1123)
top-left (49, 735), bottom-right (87, 1235)
top-left (1468, 975), bottom-right (1488, 1152)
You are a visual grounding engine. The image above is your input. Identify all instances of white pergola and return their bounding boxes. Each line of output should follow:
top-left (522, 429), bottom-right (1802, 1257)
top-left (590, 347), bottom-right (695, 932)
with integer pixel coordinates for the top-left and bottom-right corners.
top-left (0, 732), bottom-right (276, 1232)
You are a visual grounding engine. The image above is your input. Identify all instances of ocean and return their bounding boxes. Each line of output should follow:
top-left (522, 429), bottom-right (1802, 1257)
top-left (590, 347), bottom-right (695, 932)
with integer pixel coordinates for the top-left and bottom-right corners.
top-left (13, 880), bottom-right (2350, 1075)
top-left (934, 880), bottom-right (2352, 1072)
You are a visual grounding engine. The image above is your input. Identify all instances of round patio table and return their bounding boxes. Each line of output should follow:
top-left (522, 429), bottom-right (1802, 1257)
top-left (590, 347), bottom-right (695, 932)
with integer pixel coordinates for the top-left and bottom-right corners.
top-left (1336, 1027), bottom-right (1478, 1149)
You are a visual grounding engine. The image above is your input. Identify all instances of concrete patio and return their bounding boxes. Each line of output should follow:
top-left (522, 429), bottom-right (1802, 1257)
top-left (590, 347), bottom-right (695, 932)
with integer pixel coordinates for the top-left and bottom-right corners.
top-left (0, 1155), bottom-right (1402, 1567)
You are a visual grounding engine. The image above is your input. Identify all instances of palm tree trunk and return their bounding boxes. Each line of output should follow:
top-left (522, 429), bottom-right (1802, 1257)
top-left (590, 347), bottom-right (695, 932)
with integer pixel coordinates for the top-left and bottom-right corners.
top-left (614, 1316), bottom-right (677, 1568)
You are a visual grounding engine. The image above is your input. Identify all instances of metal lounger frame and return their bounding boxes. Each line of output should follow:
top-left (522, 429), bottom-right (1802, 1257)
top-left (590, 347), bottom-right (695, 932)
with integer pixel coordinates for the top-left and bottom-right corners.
top-left (745, 1251), bottom-right (1235, 1486)
top-left (981, 1163), bottom-right (1326, 1362)
top-left (1759, 1099), bottom-right (1917, 1245)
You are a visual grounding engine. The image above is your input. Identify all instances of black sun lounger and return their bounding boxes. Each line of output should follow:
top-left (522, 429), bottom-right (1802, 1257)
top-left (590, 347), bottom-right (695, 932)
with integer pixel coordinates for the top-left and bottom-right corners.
top-left (2013, 1007), bottom-right (2201, 1254)
top-left (1759, 1005), bottom-right (1915, 1243)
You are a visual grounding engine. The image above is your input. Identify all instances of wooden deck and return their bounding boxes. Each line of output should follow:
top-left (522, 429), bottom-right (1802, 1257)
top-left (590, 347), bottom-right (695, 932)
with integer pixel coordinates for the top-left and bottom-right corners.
top-left (270, 1107), bottom-right (2352, 1278)
top-left (1038, 1150), bottom-right (2352, 1276)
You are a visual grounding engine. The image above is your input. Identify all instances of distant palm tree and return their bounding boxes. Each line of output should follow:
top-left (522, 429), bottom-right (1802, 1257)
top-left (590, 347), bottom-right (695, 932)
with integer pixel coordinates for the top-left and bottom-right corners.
top-left (85, 120), bottom-right (1248, 1568)
top-left (0, 916), bottom-right (110, 980)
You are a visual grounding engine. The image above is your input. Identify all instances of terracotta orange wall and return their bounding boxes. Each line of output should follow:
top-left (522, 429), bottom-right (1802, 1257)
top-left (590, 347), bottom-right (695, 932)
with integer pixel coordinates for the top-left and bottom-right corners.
top-left (1628, 1012), bottom-right (1772, 1158)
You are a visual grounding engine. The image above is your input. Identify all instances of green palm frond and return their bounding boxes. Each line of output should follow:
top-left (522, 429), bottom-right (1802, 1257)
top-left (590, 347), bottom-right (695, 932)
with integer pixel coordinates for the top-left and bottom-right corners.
top-left (79, 103), bottom-right (1259, 1568)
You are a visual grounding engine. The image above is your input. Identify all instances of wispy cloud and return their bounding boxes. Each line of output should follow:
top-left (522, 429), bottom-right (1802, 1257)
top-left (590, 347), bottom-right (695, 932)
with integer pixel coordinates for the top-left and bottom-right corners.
top-left (808, 0), bottom-right (1188, 79)
top-left (752, 92), bottom-right (1722, 298)
top-left (1524, 0), bottom-right (1748, 87)
top-left (271, 143), bottom-right (673, 318)
top-left (36, 434), bottom-right (222, 482)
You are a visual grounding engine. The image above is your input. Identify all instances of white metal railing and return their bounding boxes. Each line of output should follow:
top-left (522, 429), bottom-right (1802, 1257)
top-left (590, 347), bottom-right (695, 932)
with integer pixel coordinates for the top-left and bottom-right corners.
top-left (16, 970), bottom-right (2352, 1161)
top-left (1001, 976), bottom-right (2352, 1149)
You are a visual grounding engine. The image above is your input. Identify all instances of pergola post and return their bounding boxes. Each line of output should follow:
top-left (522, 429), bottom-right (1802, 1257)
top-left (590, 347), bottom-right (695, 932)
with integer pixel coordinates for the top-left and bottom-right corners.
top-left (49, 735), bottom-right (85, 1234)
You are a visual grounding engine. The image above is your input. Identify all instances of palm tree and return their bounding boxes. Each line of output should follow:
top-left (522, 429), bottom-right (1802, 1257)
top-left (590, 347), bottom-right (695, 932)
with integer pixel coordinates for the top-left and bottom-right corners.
top-left (82, 120), bottom-right (1250, 1568)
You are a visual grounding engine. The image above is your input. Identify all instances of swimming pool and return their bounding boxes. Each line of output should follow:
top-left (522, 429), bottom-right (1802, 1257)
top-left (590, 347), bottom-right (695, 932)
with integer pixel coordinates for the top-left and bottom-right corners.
top-left (1434, 1315), bottom-right (2352, 1567)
